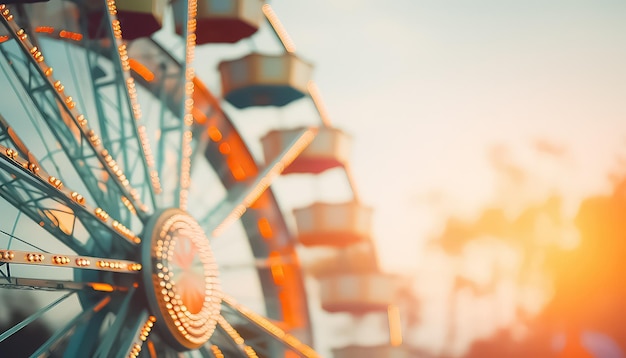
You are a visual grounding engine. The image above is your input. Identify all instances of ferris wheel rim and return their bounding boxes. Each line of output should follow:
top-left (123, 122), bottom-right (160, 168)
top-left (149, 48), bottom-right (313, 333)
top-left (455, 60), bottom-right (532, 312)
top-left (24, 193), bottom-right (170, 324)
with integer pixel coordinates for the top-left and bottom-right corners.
top-left (0, 2), bottom-right (317, 357)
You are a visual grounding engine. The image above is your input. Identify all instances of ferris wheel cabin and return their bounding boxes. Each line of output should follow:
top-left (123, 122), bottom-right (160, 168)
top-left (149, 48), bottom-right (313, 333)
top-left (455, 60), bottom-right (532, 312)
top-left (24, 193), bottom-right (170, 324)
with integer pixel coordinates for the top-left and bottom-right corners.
top-left (261, 126), bottom-right (351, 174)
top-left (293, 201), bottom-right (373, 247)
top-left (174, 0), bottom-right (264, 44)
top-left (219, 52), bottom-right (313, 108)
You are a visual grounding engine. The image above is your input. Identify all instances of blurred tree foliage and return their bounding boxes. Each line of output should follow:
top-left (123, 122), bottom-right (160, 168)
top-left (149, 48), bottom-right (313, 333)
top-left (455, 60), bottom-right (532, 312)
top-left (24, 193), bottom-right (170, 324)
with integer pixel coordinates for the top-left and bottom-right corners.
top-left (456, 180), bottom-right (626, 357)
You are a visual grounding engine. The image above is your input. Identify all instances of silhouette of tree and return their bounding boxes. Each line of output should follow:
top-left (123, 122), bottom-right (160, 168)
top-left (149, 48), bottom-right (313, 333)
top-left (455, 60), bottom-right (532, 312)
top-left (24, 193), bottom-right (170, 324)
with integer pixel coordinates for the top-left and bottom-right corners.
top-left (457, 178), bottom-right (626, 357)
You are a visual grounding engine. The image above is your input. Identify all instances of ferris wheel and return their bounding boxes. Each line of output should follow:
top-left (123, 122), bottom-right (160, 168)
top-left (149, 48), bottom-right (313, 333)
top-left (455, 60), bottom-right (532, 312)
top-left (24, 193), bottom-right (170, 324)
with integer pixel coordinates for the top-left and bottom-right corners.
top-left (0, 0), bottom-right (403, 357)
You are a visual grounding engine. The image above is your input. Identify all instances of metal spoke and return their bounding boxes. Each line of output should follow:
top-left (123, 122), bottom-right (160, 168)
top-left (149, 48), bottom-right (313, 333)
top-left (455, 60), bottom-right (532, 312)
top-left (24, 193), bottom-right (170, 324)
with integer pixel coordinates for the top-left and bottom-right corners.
top-left (63, 305), bottom-right (109, 357)
top-left (0, 115), bottom-right (32, 161)
top-left (2, 214), bottom-right (46, 253)
top-left (127, 38), bottom-right (223, 210)
top-left (221, 294), bottom-right (320, 358)
top-left (0, 154), bottom-right (93, 255)
top-left (77, 0), bottom-right (160, 214)
top-left (0, 46), bottom-right (84, 162)
top-left (0, 6), bottom-right (149, 221)
top-left (93, 285), bottom-right (136, 357)
top-left (0, 276), bottom-right (129, 292)
top-left (29, 295), bottom-right (112, 358)
top-left (218, 257), bottom-right (296, 271)
top-left (0, 116), bottom-right (142, 246)
top-left (112, 310), bottom-right (155, 358)
top-left (198, 345), bottom-right (218, 358)
top-left (0, 11), bottom-right (82, 185)
top-left (262, 4), bottom-right (296, 54)
top-left (0, 248), bottom-right (142, 274)
top-left (0, 142), bottom-right (141, 254)
top-left (173, 0), bottom-right (198, 210)
top-left (0, 291), bottom-right (74, 344)
top-left (202, 127), bottom-right (317, 237)
top-left (122, 40), bottom-right (176, 209)
top-left (213, 315), bottom-right (255, 358)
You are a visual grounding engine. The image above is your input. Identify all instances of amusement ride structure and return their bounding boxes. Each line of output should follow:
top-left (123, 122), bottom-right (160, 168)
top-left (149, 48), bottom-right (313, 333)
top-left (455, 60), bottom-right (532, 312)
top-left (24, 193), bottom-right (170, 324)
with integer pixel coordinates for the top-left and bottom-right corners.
top-left (0, 0), bottom-right (410, 356)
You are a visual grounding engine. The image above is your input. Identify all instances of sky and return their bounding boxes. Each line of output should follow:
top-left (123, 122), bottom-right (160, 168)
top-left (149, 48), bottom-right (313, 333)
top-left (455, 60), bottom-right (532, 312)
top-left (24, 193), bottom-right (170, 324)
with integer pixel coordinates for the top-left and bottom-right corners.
top-left (260, 1), bottom-right (626, 355)
top-left (267, 0), bottom-right (626, 272)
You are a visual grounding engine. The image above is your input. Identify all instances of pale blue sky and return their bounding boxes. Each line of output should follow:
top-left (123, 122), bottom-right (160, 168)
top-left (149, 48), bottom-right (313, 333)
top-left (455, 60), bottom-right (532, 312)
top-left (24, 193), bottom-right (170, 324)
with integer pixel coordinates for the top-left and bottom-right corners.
top-left (268, 1), bottom-right (626, 273)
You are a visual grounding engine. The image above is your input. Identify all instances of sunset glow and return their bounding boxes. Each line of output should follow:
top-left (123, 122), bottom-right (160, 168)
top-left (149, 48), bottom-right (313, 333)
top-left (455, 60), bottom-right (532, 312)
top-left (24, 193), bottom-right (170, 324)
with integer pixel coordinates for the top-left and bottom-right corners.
top-left (268, 1), bottom-right (626, 356)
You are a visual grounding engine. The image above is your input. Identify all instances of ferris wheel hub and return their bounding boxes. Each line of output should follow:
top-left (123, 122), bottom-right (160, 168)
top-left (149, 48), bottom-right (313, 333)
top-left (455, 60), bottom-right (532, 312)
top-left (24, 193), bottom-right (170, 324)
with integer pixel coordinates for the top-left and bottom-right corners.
top-left (141, 208), bottom-right (221, 351)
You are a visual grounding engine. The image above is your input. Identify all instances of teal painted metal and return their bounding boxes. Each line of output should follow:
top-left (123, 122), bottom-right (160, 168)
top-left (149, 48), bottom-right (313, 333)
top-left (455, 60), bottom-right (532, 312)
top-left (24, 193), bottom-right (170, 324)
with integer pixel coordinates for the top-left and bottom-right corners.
top-left (0, 153), bottom-right (99, 255)
top-left (0, 1), bottom-right (317, 356)
top-left (174, 0), bottom-right (193, 210)
top-left (113, 309), bottom-right (149, 358)
top-left (138, 37), bottom-right (190, 210)
top-left (199, 127), bottom-right (315, 232)
top-left (0, 33), bottom-right (145, 226)
top-left (63, 308), bottom-right (109, 358)
top-left (198, 345), bottom-right (217, 358)
top-left (83, 42), bottom-right (130, 222)
top-left (0, 291), bottom-right (74, 344)
top-left (78, 2), bottom-right (159, 220)
top-left (30, 295), bottom-right (112, 357)
top-left (0, 119), bottom-right (136, 256)
top-left (221, 300), bottom-right (312, 357)
top-left (213, 323), bottom-right (251, 358)
top-left (93, 287), bottom-right (136, 358)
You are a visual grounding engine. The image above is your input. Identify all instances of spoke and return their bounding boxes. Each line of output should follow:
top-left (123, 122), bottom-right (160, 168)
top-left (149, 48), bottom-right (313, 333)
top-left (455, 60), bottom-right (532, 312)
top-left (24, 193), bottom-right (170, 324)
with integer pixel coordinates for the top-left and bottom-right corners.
top-left (93, 285), bottom-right (136, 358)
top-left (218, 257), bottom-right (295, 271)
top-left (214, 315), bottom-right (256, 358)
top-left (0, 142), bottom-right (142, 254)
top-left (0, 12), bottom-right (82, 182)
top-left (127, 39), bottom-right (224, 210)
top-left (221, 294), bottom-right (320, 358)
top-left (112, 311), bottom-right (155, 358)
top-left (0, 248), bottom-right (142, 273)
top-left (0, 115), bottom-right (32, 161)
top-left (29, 295), bottom-right (112, 358)
top-left (0, 291), bottom-right (74, 344)
top-left (63, 306), bottom-right (109, 357)
top-left (0, 222), bottom-right (43, 253)
top-left (0, 152), bottom-right (93, 255)
top-left (0, 118), bottom-right (143, 246)
top-left (79, 0), bottom-right (160, 213)
top-left (0, 7), bottom-right (149, 221)
top-left (0, 276), bottom-right (129, 292)
top-left (262, 4), bottom-right (296, 54)
top-left (0, 44), bottom-right (86, 183)
top-left (306, 81), bottom-right (333, 128)
top-left (202, 127), bottom-right (317, 237)
top-left (175, 0), bottom-right (198, 210)
top-left (198, 345), bottom-right (218, 358)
